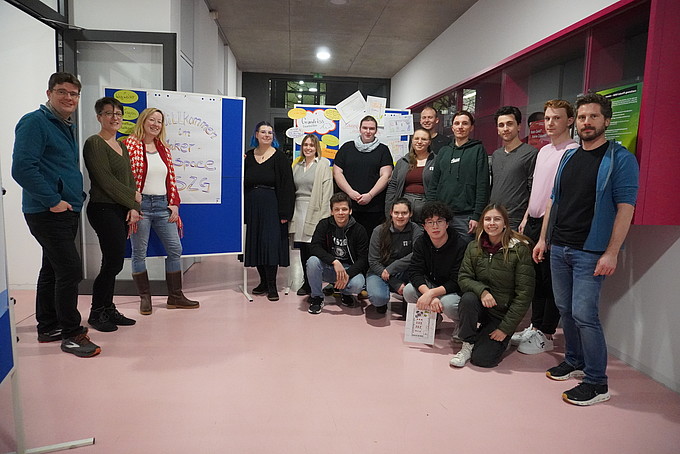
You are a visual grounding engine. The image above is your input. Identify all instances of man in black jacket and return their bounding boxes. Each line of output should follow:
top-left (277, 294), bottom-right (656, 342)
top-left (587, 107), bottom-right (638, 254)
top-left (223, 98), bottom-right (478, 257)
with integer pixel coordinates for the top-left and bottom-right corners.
top-left (306, 192), bottom-right (369, 314)
top-left (404, 202), bottom-right (468, 327)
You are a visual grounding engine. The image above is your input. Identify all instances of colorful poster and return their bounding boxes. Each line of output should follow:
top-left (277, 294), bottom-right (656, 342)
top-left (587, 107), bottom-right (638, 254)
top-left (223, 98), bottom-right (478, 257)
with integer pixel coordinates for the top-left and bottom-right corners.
top-left (598, 83), bottom-right (643, 154)
top-left (291, 105), bottom-right (341, 162)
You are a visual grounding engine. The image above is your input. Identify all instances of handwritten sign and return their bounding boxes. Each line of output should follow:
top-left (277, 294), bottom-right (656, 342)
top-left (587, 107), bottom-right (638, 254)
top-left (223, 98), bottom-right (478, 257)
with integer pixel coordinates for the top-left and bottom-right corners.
top-left (148, 91), bottom-right (223, 203)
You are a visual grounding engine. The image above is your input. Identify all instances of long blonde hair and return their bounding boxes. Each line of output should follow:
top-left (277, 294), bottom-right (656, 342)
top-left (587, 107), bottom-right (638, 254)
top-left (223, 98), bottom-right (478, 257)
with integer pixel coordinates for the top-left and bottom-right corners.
top-left (131, 107), bottom-right (168, 145)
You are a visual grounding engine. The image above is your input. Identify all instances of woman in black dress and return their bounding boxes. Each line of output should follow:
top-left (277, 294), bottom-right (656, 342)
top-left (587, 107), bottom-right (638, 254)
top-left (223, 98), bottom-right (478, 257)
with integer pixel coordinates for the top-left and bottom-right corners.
top-left (244, 121), bottom-right (295, 300)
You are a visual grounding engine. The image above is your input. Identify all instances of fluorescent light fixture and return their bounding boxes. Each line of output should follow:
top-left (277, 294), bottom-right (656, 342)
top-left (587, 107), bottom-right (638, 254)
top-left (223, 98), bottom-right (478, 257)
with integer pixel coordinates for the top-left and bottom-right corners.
top-left (316, 49), bottom-right (331, 60)
top-left (309, 87), bottom-right (318, 92)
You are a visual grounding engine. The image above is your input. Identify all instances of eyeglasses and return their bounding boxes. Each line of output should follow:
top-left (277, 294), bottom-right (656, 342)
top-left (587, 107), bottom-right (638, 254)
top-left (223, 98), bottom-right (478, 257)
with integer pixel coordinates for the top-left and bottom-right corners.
top-left (424, 219), bottom-right (447, 227)
top-left (101, 111), bottom-right (123, 118)
top-left (52, 89), bottom-right (81, 98)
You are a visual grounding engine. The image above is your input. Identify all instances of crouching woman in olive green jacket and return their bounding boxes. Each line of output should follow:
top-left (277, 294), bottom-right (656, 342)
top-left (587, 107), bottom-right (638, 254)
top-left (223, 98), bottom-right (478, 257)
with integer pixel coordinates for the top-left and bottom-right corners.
top-left (450, 204), bottom-right (535, 368)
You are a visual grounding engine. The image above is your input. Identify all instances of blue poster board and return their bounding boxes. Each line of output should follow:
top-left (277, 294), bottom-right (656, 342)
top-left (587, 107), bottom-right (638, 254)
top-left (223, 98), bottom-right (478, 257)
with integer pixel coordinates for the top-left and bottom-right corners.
top-left (105, 88), bottom-right (245, 256)
top-left (0, 289), bottom-right (11, 386)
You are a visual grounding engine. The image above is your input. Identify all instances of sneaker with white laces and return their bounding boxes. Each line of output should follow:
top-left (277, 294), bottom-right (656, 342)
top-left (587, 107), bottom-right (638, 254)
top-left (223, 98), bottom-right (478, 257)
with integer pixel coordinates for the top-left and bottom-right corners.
top-left (510, 324), bottom-right (533, 346)
top-left (517, 329), bottom-right (554, 355)
top-left (60, 329), bottom-right (101, 358)
top-left (546, 361), bottom-right (585, 381)
top-left (562, 382), bottom-right (610, 406)
top-left (449, 342), bottom-right (473, 368)
top-left (308, 296), bottom-right (324, 314)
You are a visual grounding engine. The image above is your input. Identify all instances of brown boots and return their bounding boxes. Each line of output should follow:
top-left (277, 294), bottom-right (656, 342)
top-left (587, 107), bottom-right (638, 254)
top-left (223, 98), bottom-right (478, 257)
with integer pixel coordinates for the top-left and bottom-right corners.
top-left (132, 270), bottom-right (199, 314)
top-left (132, 271), bottom-right (153, 315)
top-left (165, 271), bottom-right (200, 309)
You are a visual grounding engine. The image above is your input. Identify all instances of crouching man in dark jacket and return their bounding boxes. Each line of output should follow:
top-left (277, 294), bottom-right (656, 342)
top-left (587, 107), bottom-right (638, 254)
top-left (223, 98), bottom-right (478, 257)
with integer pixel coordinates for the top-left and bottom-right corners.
top-left (306, 192), bottom-right (369, 314)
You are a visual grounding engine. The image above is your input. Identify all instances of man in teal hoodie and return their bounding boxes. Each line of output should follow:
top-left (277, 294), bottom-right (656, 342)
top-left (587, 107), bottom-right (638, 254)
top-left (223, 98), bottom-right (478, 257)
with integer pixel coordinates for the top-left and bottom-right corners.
top-left (12, 72), bottom-right (100, 358)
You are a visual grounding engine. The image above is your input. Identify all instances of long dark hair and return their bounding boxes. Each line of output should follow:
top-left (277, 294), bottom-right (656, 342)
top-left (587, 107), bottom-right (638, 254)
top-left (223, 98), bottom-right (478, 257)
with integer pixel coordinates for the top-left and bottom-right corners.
top-left (378, 198), bottom-right (412, 265)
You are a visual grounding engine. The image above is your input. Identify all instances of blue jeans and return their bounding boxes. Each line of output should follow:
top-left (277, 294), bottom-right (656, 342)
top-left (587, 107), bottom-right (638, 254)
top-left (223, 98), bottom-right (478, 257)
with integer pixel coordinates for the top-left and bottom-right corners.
top-left (402, 283), bottom-right (461, 321)
top-left (365, 272), bottom-right (407, 307)
top-left (550, 245), bottom-right (607, 385)
top-left (306, 256), bottom-right (365, 298)
top-left (130, 194), bottom-right (182, 273)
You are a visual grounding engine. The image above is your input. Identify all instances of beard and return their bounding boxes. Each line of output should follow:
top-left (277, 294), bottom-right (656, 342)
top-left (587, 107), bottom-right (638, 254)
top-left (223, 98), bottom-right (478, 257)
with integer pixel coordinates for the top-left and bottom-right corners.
top-left (578, 124), bottom-right (606, 143)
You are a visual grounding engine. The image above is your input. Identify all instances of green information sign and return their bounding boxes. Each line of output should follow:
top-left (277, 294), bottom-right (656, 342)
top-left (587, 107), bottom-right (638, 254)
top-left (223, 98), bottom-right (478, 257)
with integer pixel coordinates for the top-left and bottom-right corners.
top-left (598, 83), bottom-right (643, 154)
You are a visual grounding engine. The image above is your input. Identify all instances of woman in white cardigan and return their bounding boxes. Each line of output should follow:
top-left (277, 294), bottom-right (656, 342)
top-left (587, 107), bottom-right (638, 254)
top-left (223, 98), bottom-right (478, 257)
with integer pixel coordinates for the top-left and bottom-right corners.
top-left (289, 134), bottom-right (333, 295)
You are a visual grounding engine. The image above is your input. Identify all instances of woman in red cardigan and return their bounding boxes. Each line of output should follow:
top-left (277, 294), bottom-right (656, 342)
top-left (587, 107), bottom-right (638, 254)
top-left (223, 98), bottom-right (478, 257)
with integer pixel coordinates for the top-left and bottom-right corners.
top-left (124, 108), bottom-right (198, 315)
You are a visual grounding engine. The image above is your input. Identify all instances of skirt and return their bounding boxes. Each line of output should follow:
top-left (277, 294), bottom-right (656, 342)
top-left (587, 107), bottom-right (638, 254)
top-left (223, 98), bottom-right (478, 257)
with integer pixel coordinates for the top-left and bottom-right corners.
top-left (244, 187), bottom-right (290, 267)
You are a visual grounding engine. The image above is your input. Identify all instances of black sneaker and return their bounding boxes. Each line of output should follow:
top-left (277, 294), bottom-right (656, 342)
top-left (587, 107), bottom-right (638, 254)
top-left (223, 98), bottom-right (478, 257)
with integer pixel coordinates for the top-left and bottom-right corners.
top-left (296, 284), bottom-right (311, 296)
top-left (322, 284), bottom-right (335, 296)
top-left (546, 361), bottom-right (585, 381)
top-left (340, 294), bottom-right (355, 307)
top-left (60, 329), bottom-right (101, 357)
top-left (88, 308), bottom-right (118, 332)
top-left (267, 289), bottom-right (280, 301)
top-left (107, 307), bottom-right (136, 326)
top-left (376, 305), bottom-right (388, 314)
top-left (562, 382), bottom-right (610, 406)
top-left (308, 296), bottom-right (324, 314)
top-left (37, 328), bottom-right (62, 343)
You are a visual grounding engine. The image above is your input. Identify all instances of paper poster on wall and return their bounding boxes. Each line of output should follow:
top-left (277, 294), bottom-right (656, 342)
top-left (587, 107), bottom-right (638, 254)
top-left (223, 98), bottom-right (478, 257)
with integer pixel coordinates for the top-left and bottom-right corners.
top-left (366, 95), bottom-right (387, 125)
top-left (598, 82), bottom-right (643, 154)
top-left (336, 90), bottom-right (366, 124)
top-left (106, 88), bottom-right (223, 204)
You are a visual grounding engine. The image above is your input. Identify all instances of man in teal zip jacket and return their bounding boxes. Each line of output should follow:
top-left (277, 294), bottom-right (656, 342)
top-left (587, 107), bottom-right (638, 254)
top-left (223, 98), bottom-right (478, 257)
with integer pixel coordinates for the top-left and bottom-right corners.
top-left (12, 72), bottom-right (100, 358)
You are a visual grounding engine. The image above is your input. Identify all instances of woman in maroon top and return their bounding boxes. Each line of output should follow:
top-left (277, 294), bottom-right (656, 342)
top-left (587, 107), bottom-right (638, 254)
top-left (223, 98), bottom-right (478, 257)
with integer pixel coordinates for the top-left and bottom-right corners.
top-left (385, 128), bottom-right (435, 223)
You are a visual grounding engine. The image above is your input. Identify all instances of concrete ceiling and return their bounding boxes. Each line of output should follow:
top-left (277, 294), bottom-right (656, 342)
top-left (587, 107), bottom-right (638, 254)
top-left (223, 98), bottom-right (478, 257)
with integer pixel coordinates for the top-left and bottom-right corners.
top-left (207, 0), bottom-right (478, 78)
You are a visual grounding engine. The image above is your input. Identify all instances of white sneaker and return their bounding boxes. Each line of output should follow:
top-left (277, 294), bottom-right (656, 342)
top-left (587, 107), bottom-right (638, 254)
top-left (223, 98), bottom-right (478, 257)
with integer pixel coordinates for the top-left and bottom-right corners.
top-left (449, 342), bottom-right (473, 367)
top-left (510, 325), bottom-right (534, 346)
top-left (517, 330), bottom-right (554, 355)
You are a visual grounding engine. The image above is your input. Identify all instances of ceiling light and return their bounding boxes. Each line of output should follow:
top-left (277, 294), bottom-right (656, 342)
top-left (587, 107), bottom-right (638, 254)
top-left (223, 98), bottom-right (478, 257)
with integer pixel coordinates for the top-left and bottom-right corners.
top-left (299, 80), bottom-right (305, 84)
top-left (316, 49), bottom-right (331, 60)
top-left (309, 87), bottom-right (318, 92)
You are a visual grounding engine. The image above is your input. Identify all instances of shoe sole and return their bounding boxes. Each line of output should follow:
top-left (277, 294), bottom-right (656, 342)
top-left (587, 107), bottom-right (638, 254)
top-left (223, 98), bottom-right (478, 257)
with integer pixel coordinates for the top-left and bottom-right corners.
top-left (308, 305), bottom-right (324, 314)
top-left (167, 304), bottom-right (200, 309)
top-left (140, 310), bottom-right (152, 315)
top-left (61, 346), bottom-right (102, 358)
top-left (562, 391), bottom-right (611, 406)
top-left (88, 323), bottom-right (118, 333)
top-left (546, 370), bottom-right (585, 381)
top-left (38, 337), bottom-right (61, 343)
top-left (518, 344), bottom-right (554, 355)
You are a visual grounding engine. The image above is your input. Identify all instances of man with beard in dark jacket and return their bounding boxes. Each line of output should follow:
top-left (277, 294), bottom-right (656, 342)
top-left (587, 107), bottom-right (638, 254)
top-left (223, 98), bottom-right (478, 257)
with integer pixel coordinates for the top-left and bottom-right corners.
top-left (404, 202), bottom-right (468, 331)
top-left (306, 192), bottom-right (369, 314)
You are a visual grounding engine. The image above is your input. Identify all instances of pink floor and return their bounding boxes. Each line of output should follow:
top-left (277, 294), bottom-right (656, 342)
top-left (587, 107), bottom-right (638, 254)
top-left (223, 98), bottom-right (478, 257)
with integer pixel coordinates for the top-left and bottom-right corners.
top-left (2, 254), bottom-right (680, 453)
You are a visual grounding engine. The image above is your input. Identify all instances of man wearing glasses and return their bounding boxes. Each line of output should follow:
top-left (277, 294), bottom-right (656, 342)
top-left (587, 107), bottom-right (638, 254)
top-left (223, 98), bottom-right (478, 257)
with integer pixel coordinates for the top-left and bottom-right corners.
top-left (404, 202), bottom-right (468, 331)
top-left (12, 72), bottom-right (101, 357)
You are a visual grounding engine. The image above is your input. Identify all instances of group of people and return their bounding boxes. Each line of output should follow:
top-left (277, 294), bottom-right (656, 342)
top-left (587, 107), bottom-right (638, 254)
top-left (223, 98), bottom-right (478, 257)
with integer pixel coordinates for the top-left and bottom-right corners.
top-left (243, 94), bottom-right (639, 406)
top-left (13, 72), bottom-right (639, 406)
top-left (12, 73), bottom-right (199, 358)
